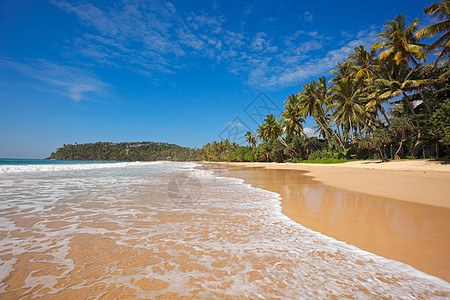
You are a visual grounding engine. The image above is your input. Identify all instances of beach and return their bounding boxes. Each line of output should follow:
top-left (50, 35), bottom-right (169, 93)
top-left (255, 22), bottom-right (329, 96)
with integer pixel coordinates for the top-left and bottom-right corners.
top-left (0, 160), bottom-right (449, 298)
top-left (208, 160), bottom-right (450, 281)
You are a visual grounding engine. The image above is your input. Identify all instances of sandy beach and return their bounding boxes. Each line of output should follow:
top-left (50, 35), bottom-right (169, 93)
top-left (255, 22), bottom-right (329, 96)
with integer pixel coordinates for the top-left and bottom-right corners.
top-left (213, 160), bottom-right (450, 208)
top-left (205, 160), bottom-right (450, 282)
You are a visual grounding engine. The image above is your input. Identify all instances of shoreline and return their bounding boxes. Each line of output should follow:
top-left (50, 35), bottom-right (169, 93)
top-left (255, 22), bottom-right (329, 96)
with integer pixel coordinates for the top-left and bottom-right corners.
top-left (202, 160), bottom-right (450, 282)
top-left (204, 160), bottom-right (450, 208)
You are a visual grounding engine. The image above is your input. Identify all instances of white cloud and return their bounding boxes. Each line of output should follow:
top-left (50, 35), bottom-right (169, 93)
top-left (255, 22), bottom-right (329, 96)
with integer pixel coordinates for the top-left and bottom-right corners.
top-left (51, 1), bottom-right (381, 91)
top-left (227, 121), bottom-right (244, 128)
top-left (303, 127), bottom-right (318, 137)
top-left (2, 59), bottom-right (108, 101)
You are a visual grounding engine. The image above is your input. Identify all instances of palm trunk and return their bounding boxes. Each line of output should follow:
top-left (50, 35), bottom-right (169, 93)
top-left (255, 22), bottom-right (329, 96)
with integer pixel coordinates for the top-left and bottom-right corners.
top-left (395, 140), bottom-right (403, 159)
top-left (278, 137), bottom-right (294, 158)
top-left (300, 129), bottom-right (317, 149)
top-left (349, 116), bottom-right (354, 143)
top-left (418, 87), bottom-right (432, 115)
top-left (380, 108), bottom-right (391, 127)
top-left (319, 117), bottom-right (345, 151)
top-left (401, 92), bottom-right (420, 126)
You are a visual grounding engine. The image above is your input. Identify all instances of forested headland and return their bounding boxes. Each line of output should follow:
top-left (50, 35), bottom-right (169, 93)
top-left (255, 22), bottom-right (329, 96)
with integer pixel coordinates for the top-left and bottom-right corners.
top-left (50, 1), bottom-right (450, 163)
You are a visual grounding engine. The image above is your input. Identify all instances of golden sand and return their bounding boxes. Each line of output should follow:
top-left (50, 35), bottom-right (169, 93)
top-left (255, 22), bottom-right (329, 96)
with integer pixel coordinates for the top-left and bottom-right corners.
top-left (215, 161), bottom-right (450, 281)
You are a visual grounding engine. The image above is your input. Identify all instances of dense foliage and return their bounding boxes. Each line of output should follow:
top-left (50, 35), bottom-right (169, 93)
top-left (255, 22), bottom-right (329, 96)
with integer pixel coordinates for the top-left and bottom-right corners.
top-left (243, 1), bottom-right (450, 162)
top-left (49, 142), bottom-right (197, 161)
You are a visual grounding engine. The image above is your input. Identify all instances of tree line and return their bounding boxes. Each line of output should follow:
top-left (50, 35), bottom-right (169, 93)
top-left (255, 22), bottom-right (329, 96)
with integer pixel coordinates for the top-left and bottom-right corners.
top-left (50, 2), bottom-right (449, 163)
top-left (246, 1), bottom-right (450, 162)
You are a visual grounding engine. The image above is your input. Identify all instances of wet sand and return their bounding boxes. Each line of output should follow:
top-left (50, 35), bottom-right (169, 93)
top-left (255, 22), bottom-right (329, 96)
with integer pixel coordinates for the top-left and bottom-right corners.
top-left (218, 163), bottom-right (450, 282)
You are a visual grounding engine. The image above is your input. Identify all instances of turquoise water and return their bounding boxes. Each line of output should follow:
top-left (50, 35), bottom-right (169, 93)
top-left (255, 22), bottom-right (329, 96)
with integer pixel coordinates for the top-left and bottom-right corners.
top-left (0, 158), bottom-right (121, 165)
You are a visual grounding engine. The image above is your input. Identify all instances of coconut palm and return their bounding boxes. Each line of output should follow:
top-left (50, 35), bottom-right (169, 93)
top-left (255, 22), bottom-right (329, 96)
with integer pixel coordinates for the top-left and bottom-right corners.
top-left (372, 14), bottom-right (424, 67)
top-left (299, 80), bottom-right (345, 150)
top-left (368, 59), bottom-right (421, 126)
top-left (391, 115), bottom-right (415, 159)
top-left (245, 131), bottom-right (257, 147)
top-left (329, 60), bottom-right (354, 84)
top-left (280, 105), bottom-right (304, 137)
top-left (348, 45), bottom-right (378, 84)
top-left (284, 94), bottom-right (299, 107)
top-left (329, 77), bottom-right (364, 142)
top-left (256, 114), bottom-right (282, 142)
top-left (416, 0), bottom-right (450, 63)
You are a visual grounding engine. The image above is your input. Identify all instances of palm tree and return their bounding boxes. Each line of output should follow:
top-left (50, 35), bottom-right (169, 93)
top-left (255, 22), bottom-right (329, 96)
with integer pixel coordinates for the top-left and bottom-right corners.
top-left (298, 81), bottom-right (345, 150)
top-left (391, 115), bottom-right (415, 159)
top-left (284, 94), bottom-right (299, 107)
top-left (372, 14), bottom-right (424, 68)
top-left (256, 114), bottom-right (282, 142)
top-left (416, 0), bottom-right (450, 64)
top-left (329, 60), bottom-right (354, 84)
top-left (280, 105), bottom-right (304, 137)
top-left (369, 59), bottom-right (420, 126)
top-left (348, 45), bottom-right (378, 85)
top-left (329, 77), bottom-right (364, 142)
top-left (245, 131), bottom-right (257, 147)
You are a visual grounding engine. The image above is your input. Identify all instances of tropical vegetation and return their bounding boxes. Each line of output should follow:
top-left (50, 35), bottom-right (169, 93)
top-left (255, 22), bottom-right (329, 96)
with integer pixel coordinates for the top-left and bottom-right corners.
top-left (50, 1), bottom-right (450, 163)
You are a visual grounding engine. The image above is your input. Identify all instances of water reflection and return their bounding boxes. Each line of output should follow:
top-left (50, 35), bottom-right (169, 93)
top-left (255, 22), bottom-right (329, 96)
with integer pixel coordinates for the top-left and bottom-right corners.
top-left (226, 167), bottom-right (450, 282)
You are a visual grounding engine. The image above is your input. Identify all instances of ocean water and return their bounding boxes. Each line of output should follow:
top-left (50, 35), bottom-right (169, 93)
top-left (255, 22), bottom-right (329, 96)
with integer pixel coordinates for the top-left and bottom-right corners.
top-left (0, 161), bottom-right (448, 298)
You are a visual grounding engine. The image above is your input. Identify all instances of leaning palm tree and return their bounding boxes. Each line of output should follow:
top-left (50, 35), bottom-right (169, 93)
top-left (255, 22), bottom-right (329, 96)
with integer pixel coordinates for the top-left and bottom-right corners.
top-left (416, 0), bottom-right (450, 64)
top-left (372, 14), bottom-right (424, 68)
top-left (299, 81), bottom-right (345, 150)
top-left (369, 58), bottom-right (420, 126)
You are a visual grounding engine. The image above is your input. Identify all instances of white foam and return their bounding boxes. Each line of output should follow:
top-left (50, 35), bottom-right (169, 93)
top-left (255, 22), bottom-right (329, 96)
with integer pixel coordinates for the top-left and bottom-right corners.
top-left (0, 161), bottom-right (449, 298)
top-left (0, 161), bottom-right (165, 174)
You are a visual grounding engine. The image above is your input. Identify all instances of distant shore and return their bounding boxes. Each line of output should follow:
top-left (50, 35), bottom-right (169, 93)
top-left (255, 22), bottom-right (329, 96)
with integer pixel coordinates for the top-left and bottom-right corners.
top-left (205, 160), bottom-right (450, 209)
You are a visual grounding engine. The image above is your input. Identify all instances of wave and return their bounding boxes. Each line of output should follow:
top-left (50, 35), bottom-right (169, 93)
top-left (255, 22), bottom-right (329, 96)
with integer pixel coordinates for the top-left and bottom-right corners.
top-left (0, 161), bottom-right (165, 174)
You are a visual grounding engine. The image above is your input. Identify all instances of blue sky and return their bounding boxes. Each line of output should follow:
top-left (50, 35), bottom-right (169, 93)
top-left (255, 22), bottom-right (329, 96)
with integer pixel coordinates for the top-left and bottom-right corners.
top-left (0, 0), bottom-right (434, 158)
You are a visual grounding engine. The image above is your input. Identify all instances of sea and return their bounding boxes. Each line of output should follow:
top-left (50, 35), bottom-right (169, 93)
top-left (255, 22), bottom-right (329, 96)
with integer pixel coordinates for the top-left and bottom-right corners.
top-left (0, 159), bottom-right (449, 298)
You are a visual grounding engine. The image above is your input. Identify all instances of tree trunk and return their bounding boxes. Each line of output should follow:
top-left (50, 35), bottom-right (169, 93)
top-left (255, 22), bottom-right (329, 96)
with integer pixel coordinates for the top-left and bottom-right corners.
top-left (278, 137), bottom-right (294, 158)
top-left (401, 91), bottom-right (420, 127)
top-left (395, 140), bottom-right (403, 159)
top-left (381, 109), bottom-right (391, 127)
top-left (320, 117), bottom-right (345, 151)
top-left (436, 139), bottom-right (439, 158)
top-left (349, 116), bottom-right (354, 143)
top-left (418, 87), bottom-right (432, 115)
top-left (300, 129), bottom-right (317, 149)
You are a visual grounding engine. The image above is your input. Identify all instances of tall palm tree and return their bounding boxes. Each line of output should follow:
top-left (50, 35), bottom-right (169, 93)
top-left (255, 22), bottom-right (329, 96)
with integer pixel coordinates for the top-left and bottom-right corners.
top-left (284, 94), bottom-right (299, 107)
top-left (245, 131), bottom-right (257, 147)
top-left (256, 114), bottom-right (282, 142)
top-left (299, 81), bottom-right (345, 150)
top-left (372, 14), bottom-right (424, 68)
top-left (348, 45), bottom-right (378, 85)
top-left (280, 105), bottom-right (304, 137)
top-left (329, 77), bottom-right (364, 142)
top-left (369, 58), bottom-right (420, 126)
top-left (329, 60), bottom-right (354, 83)
top-left (416, 0), bottom-right (450, 64)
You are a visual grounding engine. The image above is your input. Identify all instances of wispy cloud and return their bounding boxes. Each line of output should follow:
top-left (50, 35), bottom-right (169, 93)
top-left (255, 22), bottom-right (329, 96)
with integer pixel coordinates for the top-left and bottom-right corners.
top-left (1, 59), bottom-right (108, 101)
top-left (303, 11), bottom-right (313, 22)
top-left (51, 1), bottom-right (381, 90)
